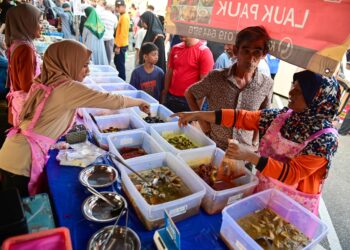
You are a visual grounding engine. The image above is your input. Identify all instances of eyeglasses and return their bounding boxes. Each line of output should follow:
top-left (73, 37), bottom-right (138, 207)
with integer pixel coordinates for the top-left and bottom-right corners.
top-left (240, 48), bottom-right (264, 58)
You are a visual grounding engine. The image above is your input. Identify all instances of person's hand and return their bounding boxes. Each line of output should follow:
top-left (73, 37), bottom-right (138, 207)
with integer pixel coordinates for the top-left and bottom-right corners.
top-left (225, 139), bottom-right (252, 161)
top-left (170, 112), bottom-right (199, 127)
top-left (198, 120), bottom-right (211, 135)
top-left (114, 47), bottom-right (120, 54)
top-left (138, 101), bottom-right (150, 114)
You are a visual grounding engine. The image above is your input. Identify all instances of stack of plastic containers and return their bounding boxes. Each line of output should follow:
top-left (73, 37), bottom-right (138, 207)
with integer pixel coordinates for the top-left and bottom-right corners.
top-left (220, 189), bottom-right (329, 250)
top-left (87, 113), bottom-right (146, 149)
top-left (117, 90), bottom-right (159, 107)
top-left (108, 130), bottom-right (164, 161)
top-left (100, 83), bottom-right (136, 92)
top-left (118, 152), bottom-right (206, 230)
top-left (178, 148), bottom-right (258, 214)
top-left (89, 65), bottom-right (118, 75)
top-left (150, 122), bottom-right (216, 154)
top-left (90, 76), bottom-right (125, 84)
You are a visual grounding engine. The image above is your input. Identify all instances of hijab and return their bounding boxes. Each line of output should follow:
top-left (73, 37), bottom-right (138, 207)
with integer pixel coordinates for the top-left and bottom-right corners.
top-left (5, 4), bottom-right (42, 47)
top-left (140, 11), bottom-right (165, 44)
top-left (260, 70), bottom-right (341, 164)
top-left (20, 40), bottom-right (92, 120)
top-left (84, 7), bottom-right (105, 39)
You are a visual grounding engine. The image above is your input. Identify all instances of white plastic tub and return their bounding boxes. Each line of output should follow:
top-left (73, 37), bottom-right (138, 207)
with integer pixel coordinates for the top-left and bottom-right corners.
top-left (178, 148), bottom-right (258, 214)
top-left (83, 76), bottom-right (95, 85)
top-left (100, 83), bottom-right (136, 92)
top-left (88, 114), bottom-right (146, 149)
top-left (149, 122), bottom-right (216, 155)
top-left (89, 65), bottom-right (117, 73)
top-left (119, 152), bottom-right (206, 230)
top-left (81, 107), bottom-right (129, 128)
top-left (117, 90), bottom-right (159, 107)
top-left (90, 76), bottom-right (125, 84)
top-left (132, 104), bottom-right (178, 132)
top-left (220, 189), bottom-right (329, 250)
top-left (108, 130), bottom-right (164, 161)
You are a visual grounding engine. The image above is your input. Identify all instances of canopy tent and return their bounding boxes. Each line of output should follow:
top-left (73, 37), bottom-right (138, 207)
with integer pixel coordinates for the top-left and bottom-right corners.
top-left (165, 0), bottom-right (350, 77)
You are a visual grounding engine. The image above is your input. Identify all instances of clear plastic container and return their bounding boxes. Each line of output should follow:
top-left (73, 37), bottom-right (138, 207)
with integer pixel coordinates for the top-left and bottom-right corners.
top-left (149, 122), bottom-right (216, 155)
top-left (131, 104), bottom-right (178, 132)
top-left (220, 189), bottom-right (329, 250)
top-left (117, 90), bottom-right (159, 107)
top-left (90, 76), bottom-right (125, 84)
top-left (88, 114), bottom-right (146, 149)
top-left (89, 65), bottom-right (117, 73)
top-left (82, 76), bottom-right (95, 85)
top-left (119, 152), bottom-right (206, 230)
top-left (81, 107), bottom-right (129, 129)
top-left (178, 148), bottom-right (258, 214)
top-left (108, 130), bottom-right (164, 161)
top-left (2, 227), bottom-right (72, 250)
top-left (100, 83), bottom-right (136, 92)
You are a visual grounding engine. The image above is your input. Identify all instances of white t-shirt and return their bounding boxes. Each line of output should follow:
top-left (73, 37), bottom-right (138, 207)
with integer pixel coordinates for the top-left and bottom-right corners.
top-left (134, 28), bottom-right (147, 50)
top-left (99, 9), bottom-right (118, 41)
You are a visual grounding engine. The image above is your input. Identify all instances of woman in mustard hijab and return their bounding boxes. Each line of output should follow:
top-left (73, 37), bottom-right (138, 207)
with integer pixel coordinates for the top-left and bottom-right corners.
top-left (82, 7), bottom-right (108, 65)
top-left (0, 40), bottom-right (149, 196)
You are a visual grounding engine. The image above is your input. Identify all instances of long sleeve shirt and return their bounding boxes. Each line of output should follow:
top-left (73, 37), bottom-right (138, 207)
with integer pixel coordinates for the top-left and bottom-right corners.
top-left (216, 109), bottom-right (328, 194)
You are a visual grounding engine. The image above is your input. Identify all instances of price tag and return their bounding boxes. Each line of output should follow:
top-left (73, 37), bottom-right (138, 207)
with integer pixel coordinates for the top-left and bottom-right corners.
top-left (227, 193), bottom-right (243, 205)
top-left (168, 205), bottom-right (187, 217)
top-left (165, 210), bottom-right (181, 249)
top-left (153, 211), bottom-right (181, 250)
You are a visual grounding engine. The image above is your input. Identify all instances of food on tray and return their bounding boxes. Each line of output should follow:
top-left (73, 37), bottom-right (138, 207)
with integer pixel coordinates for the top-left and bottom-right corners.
top-left (100, 126), bottom-right (128, 133)
top-left (163, 134), bottom-right (197, 150)
top-left (237, 208), bottom-right (310, 249)
top-left (119, 147), bottom-right (147, 159)
top-left (129, 166), bottom-right (192, 205)
top-left (191, 163), bottom-right (244, 190)
top-left (143, 116), bottom-right (165, 123)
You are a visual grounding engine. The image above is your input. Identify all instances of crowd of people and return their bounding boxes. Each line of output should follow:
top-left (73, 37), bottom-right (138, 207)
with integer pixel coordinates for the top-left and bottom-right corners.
top-left (0, 0), bottom-right (347, 217)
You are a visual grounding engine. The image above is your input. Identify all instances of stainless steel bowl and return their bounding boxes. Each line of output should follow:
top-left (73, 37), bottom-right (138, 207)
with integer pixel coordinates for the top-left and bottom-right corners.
top-left (82, 192), bottom-right (127, 223)
top-left (79, 164), bottom-right (118, 188)
top-left (87, 225), bottom-right (141, 250)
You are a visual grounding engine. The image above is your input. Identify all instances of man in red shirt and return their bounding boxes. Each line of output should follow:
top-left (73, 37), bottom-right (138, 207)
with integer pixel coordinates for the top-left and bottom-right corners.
top-left (161, 36), bottom-right (213, 112)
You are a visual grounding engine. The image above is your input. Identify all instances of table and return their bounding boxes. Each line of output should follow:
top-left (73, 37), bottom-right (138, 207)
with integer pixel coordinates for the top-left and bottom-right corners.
top-left (46, 150), bottom-right (228, 250)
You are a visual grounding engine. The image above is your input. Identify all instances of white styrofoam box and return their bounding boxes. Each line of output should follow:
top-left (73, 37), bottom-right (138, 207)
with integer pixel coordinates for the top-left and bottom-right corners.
top-left (117, 90), bottom-right (159, 107)
top-left (100, 83), bottom-right (136, 92)
top-left (178, 148), bottom-right (258, 214)
top-left (220, 189), bottom-right (328, 250)
top-left (119, 152), bottom-right (206, 230)
top-left (89, 65), bottom-right (117, 73)
top-left (149, 122), bottom-right (216, 155)
top-left (90, 75), bottom-right (125, 84)
top-left (108, 130), bottom-right (164, 161)
top-left (81, 107), bottom-right (130, 130)
top-left (131, 104), bottom-right (178, 132)
top-left (83, 76), bottom-right (95, 85)
top-left (88, 113), bottom-right (146, 150)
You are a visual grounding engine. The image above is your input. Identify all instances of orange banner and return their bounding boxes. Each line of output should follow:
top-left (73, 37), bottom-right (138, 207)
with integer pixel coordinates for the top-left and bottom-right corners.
top-left (166, 0), bottom-right (350, 76)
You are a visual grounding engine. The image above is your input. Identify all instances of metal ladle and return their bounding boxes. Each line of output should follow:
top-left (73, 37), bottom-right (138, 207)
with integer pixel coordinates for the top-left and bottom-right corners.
top-left (102, 207), bottom-right (127, 250)
top-left (108, 152), bottom-right (159, 186)
top-left (86, 185), bottom-right (118, 208)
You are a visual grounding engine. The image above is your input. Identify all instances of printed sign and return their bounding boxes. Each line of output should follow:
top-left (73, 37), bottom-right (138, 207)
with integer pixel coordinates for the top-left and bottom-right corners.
top-left (166, 0), bottom-right (350, 76)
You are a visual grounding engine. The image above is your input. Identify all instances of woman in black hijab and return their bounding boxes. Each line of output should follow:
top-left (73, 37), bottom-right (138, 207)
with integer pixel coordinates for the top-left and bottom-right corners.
top-left (139, 11), bottom-right (166, 73)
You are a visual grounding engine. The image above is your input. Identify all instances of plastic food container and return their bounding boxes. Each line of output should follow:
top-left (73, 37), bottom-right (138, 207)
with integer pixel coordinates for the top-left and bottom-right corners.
top-left (90, 76), bottom-right (125, 84)
top-left (81, 107), bottom-right (129, 128)
top-left (119, 152), bottom-right (206, 230)
top-left (150, 122), bottom-right (216, 155)
top-left (89, 65), bottom-right (117, 73)
top-left (89, 113), bottom-right (146, 150)
top-left (100, 83), bottom-right (136, 92)
top-left (178, 148), bottom-right (258, 214)
top-left (117, 90), bottom-right (159, 107)
top-left (131, 104), bottom-right (178, 132)
top-left (2, 227), bottom-right (72, 250)
top-left (108, 130), bottom-right (164, 161)
top-left (83, 76), bottom-right (95, 85)
top-left (220, 189), bottom-right (329, 250)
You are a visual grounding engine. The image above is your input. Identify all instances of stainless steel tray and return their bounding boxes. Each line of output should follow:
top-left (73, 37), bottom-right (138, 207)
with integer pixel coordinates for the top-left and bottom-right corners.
top-left (79, 164), bottom-right (118, 188)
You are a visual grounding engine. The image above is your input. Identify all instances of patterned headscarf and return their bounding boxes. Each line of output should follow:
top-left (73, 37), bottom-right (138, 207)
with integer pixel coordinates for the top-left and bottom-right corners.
top-left (260, 71), bottom-right (340, 165)
top-left (84, 7), bottom-right (105, 39)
